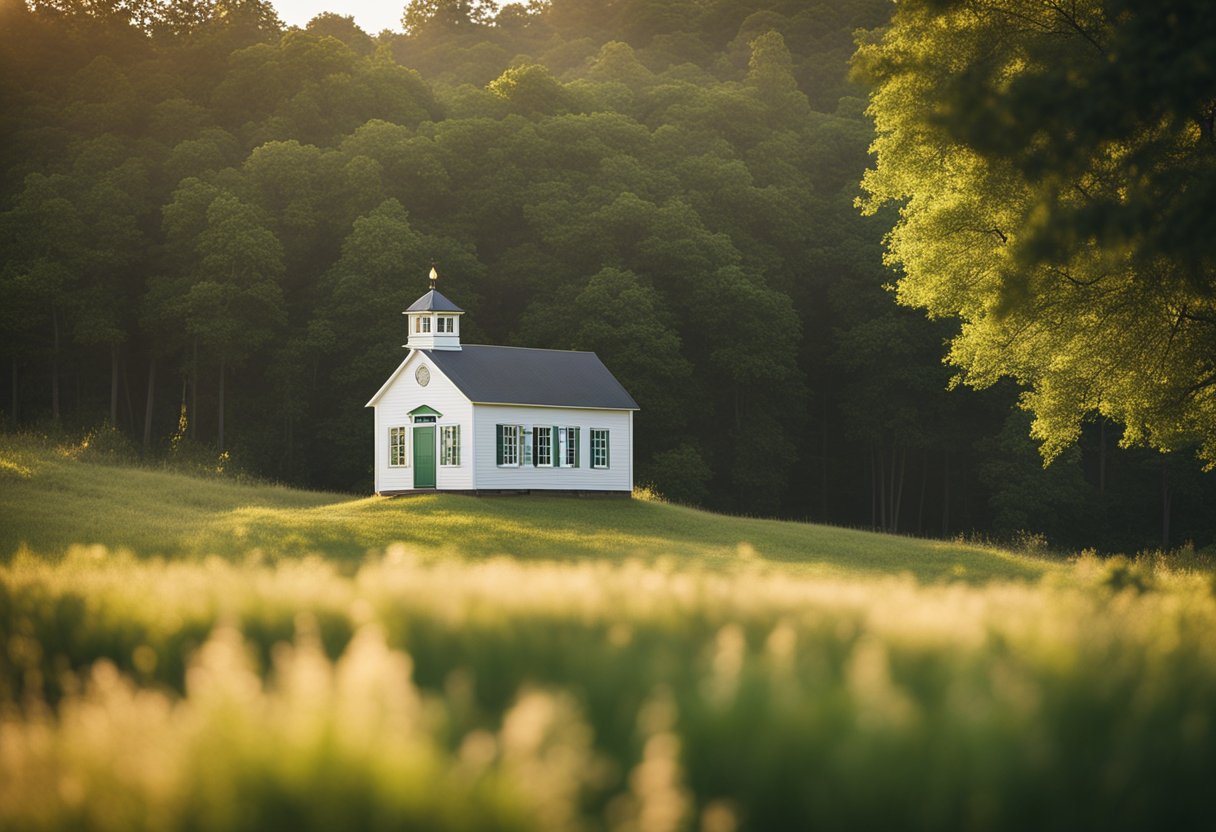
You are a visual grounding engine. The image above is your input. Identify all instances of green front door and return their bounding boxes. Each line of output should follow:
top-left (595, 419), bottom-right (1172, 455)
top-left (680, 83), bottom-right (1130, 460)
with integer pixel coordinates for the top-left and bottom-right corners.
top-left (413, 425), bottom-right (436, 488)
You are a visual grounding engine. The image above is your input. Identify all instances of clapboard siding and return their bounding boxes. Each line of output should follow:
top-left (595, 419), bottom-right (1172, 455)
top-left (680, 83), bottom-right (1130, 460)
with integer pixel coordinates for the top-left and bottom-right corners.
top-left (471, 404), bottom-right (632, 492)
top-left (372, 351), bottom-right (474, 493)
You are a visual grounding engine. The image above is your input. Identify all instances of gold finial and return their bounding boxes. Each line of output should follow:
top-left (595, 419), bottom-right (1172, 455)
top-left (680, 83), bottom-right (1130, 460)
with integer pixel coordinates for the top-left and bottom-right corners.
top-left (429, 265), bottom-right (438, 288)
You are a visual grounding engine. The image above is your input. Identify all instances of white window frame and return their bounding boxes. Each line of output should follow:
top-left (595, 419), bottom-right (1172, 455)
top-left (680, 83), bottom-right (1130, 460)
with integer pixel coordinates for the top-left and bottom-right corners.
top-left (535, 425), bottom-right (553, 467)
top-left (560, 426), bottom-right (579, 467)
top-left (437, 316), bottom-right (454, 333)
top-left (421, 316), bottom-right (432, 333)
top-left (501, 424), bottom-right (520, 467)
top-left (590, 428), bottom-right (609, 469)
top-left (440, 425), bottom-right (460, 466)
top-left (389, 426), bottom-right (408, 467)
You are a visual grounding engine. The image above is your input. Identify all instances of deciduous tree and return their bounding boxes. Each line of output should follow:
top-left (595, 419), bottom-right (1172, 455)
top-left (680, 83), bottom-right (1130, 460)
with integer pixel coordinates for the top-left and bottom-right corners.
top-left (857, 0), bottom-right (1216, 466)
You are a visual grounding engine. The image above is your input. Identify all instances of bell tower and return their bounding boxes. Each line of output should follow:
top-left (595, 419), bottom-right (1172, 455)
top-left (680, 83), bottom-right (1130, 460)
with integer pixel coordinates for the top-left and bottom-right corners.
top-left (404, 266), bottom-right (464, 351)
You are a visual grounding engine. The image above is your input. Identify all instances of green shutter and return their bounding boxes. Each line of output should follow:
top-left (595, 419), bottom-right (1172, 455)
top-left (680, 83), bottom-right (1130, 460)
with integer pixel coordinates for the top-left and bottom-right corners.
top-left (574, 428), bottom-right (581, 467)
top-left (496, 424), bottom-right (504, 465)
top-left (531, 428), bottom-right (538, 466)
top-left (604, 431), bottom-right (610, 468)
top-left (552, 426), bottom-right (559, 466)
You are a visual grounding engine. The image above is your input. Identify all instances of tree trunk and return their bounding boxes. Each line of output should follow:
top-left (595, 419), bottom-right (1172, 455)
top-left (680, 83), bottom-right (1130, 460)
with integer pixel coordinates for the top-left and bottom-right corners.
top-left (819, 396), bottom-right (829, 522)
top-left (960, 454), bottom-right (970, 529)
top-left (217, 357), bottom-right (226, 453)
top-left (179, 377), bottom-right (188, 438)
top-left (916, 449), bottom-right (928, 536)
top-left (110, 344), bottom-right (119, 426)
top-left (885, 444), bottom-right (899, 534)
top-left (122, 352), bottom-right (135, 431)
top-left (51, 307), bottom-right (60, 422)
top-left (1098, 416), bottom-right (1107, 496)
top-left (1161, 459), bottom-right (1171, 551)
top-left (891, 444), bottom-right (907, 534)
top-left (877, 444), bottom-right (889, 532)
top-left (190, 338), bottom-right (198, 441)
top-left (143, 355), bottom-right (156, 455)
top-left (10, 356), bottom-right (17, 427)
top-left (941, 449), bottom-right (950, 537)
top-left (869, 444), bottom-right (878, 531)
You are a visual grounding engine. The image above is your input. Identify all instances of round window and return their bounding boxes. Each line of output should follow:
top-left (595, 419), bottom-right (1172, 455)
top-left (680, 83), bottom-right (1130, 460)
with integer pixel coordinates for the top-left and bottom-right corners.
top-left (415, 365), bottom-right (431, 387)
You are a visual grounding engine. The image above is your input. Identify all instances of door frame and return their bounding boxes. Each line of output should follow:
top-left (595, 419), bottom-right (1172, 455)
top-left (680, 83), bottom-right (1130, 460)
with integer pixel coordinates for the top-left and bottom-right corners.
top-left (413, 424), bottom-right (436, 488)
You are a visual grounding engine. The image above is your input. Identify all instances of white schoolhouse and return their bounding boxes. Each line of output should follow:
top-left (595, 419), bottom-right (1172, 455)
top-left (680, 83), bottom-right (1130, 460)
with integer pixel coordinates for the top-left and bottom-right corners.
top-left (366, 271), bottom-right (639, 495)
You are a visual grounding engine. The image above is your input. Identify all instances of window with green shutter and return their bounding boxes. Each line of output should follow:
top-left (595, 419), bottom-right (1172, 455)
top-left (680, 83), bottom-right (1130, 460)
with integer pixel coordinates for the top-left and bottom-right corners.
top-left (590, 429), bottom-right (609, 469)
top-left (498, 424), bottom-right (519, 466)
top-left (535, 425), bottom-right (553, 467)
top-left (561, 426), bottom-right (579, 467)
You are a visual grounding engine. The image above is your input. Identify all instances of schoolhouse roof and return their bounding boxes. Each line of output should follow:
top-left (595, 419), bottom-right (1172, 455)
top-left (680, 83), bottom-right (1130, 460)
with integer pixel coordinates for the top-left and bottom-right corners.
top-left (405, 288), bottom-right (464, 313)
top-left (422, 345), bottom-right (639, 410)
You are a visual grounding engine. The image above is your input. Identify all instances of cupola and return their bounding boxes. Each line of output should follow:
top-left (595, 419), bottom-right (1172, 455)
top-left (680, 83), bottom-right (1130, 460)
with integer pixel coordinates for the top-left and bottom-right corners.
top-left (404, 267), bottom-right (463, 351)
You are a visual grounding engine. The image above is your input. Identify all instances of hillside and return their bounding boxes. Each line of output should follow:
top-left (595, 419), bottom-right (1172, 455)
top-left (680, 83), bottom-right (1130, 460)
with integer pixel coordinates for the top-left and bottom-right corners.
top-left (4, 433), bottom-right (1216, 830)
top-left (0, 434), bottom-right (1047, 582)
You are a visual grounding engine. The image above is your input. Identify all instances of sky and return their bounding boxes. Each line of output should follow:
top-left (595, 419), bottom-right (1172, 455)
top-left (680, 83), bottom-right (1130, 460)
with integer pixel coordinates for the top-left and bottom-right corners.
top-left (272, 1), bottom-right (404, 34)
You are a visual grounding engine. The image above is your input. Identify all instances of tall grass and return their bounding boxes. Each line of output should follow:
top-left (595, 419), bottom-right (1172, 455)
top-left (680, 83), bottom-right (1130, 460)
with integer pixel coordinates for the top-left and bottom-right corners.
top-left (4, 436), bottom-right (1212, 829)
top-left (4, 548), bottom-right (1216, 830)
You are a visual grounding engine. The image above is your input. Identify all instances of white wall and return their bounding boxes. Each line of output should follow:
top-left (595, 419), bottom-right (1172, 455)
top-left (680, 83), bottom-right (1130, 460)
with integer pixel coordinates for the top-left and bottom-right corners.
top-left (372, 351), bottom-right (475, 493)
top-left (472, 404), bottom-right (633, 492)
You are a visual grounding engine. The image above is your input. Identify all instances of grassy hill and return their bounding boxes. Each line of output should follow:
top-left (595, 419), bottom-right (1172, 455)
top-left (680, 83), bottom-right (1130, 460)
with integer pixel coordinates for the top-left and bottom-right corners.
top-left (2, 434), bottom-right (1215, 831)
top-left (0, 434), bottom-right (1046, 582)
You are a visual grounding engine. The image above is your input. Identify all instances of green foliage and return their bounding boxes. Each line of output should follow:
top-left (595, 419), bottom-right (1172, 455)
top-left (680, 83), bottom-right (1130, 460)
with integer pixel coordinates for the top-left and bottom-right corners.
top-left (403, 0), bottom-right (499, 35)
top-left (2, 0), bottom-right (1213, 546)
top-left (76, 421), bottom-right (138, 463)
top-left (487, 63), bottom-right (571, 116)
top-left (858, 0), bottom-right (1216, 466)
top-left (642, 442), bottom-right (713, 506)
top-left (977, 410), bottom-right (1099, 547)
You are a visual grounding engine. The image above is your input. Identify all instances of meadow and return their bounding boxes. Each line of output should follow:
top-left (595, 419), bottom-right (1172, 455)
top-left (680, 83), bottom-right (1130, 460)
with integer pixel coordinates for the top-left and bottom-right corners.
top-left (2, 434), bottom-right (1215, 830)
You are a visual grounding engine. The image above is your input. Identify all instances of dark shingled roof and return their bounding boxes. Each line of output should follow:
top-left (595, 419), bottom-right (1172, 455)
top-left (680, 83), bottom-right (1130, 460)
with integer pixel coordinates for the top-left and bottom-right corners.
top-left (425, 345), bottom-right (639, 410)
top-left (405, 289), bottom-right (464, 313)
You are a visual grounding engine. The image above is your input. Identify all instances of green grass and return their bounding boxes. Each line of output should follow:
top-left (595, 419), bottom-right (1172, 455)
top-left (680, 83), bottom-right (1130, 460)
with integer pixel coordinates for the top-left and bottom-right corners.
top-left (0, 433), bottom-right (1047, 583)
top-left (3, 434), bottom-right (1215, 831)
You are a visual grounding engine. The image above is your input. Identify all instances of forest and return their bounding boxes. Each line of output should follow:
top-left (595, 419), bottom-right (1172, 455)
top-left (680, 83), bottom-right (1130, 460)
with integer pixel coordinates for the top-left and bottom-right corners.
top-left (1, 0), bottom-right (1213, 551)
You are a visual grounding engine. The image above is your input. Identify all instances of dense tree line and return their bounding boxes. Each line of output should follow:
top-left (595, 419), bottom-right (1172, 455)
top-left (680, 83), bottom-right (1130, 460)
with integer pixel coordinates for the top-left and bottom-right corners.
top-left (1, 0), bottom-right (1212, 550)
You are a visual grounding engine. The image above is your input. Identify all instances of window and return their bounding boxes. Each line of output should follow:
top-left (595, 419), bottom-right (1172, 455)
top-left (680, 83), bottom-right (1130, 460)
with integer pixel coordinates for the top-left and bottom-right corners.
top-left (389, 426), bottom-right (408, 467)
top-left (590, 429), bottom-right (609, 469)
top-left (498, 424), bottom-right (520, 466)
top-left (421, 317), bottom-right (431, 333)
top-left (413, 415), bottom-right (436, 424)
top-left (535, 425), bottom-right (553, 467)
top-left (437, 316), bottom-right (455, 333)
top-left (440, 425), bottom-right (460, 466)
top-left (560, 427), bottom-right (579, 467)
